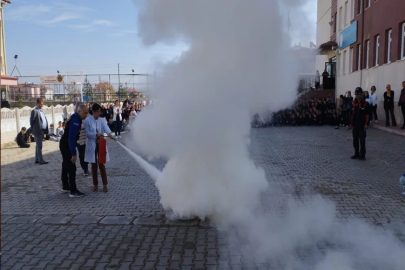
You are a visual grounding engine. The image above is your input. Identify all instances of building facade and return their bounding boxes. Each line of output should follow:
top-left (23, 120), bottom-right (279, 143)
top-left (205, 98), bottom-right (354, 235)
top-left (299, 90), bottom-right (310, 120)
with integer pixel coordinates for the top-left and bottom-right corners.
top-left (336, 0), bottom-right (405, 100)
top-left (316, 0), bottom-right (338, 89)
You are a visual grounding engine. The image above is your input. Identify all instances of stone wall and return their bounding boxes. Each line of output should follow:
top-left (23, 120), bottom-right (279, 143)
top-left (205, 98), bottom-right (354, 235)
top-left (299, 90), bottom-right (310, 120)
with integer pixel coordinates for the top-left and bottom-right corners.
top-left (1, 104), bottom-right (75, 146)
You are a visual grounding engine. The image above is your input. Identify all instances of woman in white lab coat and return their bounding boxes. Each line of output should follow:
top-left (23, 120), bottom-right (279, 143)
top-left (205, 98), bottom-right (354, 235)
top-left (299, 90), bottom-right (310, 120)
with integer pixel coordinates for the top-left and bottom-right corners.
top-left (113, 100), bottom-right (123, 139)
top-left (85, 103), bottom-right (114, 192)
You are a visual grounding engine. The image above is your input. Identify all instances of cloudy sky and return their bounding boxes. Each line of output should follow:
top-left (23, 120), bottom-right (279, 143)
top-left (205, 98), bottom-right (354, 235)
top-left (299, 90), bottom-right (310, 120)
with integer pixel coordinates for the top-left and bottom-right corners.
top-left (4, 0), bottom-right (316, 84)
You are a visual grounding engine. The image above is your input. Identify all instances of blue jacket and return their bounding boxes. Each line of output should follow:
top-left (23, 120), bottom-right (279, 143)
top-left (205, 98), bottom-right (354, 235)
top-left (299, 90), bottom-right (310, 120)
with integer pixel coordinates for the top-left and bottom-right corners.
top-left (59, 113), bottom-right (82, 156)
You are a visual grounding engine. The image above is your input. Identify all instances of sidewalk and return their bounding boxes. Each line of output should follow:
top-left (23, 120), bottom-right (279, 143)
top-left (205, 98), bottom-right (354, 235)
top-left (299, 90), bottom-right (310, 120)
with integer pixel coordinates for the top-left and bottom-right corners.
top-left (371, 121), bottom-right (405, 137)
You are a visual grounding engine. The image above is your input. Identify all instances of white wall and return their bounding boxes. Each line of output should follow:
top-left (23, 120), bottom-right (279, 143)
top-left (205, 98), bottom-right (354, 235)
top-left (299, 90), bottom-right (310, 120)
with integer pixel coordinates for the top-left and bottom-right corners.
top-left (1, 104), bottom-right (75, 146)
top-left (316, 0), bottom-right (332, 47)
top-left (316, 0), bottom-right (332, 76)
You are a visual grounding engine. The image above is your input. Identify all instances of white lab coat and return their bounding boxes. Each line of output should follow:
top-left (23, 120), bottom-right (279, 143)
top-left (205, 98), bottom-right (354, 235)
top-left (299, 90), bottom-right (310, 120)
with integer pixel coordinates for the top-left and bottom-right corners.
top-left (84, 116), bottom-right (112, 163)
top-left (113, 106), bottom-right (122, 122)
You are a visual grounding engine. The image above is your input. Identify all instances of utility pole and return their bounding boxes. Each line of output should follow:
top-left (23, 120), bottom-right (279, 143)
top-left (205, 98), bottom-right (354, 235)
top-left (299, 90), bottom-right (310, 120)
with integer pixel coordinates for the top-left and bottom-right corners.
top-left (132, 69), bottom-right (135, 93)
top-left (118, 63), bottom-right (120, 102)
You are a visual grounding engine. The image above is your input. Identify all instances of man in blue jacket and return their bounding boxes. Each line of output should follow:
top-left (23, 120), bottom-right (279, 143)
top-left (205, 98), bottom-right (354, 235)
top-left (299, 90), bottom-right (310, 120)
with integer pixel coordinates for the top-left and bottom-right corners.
top-left (59, 104), bottom-right (89, 197)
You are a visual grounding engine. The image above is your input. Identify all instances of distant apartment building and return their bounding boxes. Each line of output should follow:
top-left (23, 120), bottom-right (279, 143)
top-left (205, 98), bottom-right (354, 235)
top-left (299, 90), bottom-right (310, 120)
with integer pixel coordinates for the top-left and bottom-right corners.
top-left (9, 83), bottom-right (54, 100)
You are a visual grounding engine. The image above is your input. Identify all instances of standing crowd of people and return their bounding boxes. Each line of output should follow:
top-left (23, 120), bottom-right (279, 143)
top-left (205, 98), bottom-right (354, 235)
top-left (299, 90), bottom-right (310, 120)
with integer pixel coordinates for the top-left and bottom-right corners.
top-left (252, 81), bottom-right (405, 130)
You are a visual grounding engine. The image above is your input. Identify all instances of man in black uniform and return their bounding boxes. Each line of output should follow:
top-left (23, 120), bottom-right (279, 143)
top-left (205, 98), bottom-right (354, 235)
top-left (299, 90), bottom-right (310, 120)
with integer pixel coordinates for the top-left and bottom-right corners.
top-left (350, 87), bottom-right (370, 160)
top-left (59, 104), bottom-right (89, 197)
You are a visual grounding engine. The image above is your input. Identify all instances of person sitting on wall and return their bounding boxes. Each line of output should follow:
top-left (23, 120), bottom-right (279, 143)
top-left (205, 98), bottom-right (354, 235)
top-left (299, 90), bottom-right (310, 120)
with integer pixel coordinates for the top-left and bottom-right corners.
top-left (16, 127), bottom-right (31, 148)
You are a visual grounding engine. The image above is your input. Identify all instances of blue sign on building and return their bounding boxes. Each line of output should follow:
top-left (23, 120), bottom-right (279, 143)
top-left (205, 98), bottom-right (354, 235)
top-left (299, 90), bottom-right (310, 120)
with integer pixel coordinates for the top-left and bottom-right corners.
top-left (339, 21), bottom-right (357, 50)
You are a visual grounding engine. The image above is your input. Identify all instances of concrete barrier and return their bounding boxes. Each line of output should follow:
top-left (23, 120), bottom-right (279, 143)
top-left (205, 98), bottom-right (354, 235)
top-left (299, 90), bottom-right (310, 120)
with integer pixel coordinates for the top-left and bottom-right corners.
top-left (1, 104), bottom-right (75, 146)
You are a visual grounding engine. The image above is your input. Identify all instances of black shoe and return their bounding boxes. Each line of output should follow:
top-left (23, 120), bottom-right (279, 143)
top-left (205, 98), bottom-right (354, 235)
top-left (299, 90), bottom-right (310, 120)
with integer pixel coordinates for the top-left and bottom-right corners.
top-left (39, 161), bottom-right (49, 165)
top-left (401, 127), bottom-right (405, 130)
top-left (358, 156), bottom-right (366, 160)
top-left (61, 188), bottom-right (70, 193)
top-left (335, 126), bottom-right (339, 129)
top-left (84, 169), bottom-right (89, 176)
top-left (351, 155), bottom-right (360, 159)
top-left (35, 161), bottom-right (39, 164)
top-left (69, 190), bottom-right (85, 198)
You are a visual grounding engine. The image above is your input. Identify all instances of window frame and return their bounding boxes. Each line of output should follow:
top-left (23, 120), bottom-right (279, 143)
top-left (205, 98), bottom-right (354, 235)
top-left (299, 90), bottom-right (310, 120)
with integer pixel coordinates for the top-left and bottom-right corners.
top-left (344, 1), bottom-right (348, 26)
top-left (349, 47), bottom-right (354, 72)
top-left (401, 22), bottom-right (405, 60)
top-left (351, 0), bottom-right (355, 20)
top-left (365, 40), bottom-right (370, 69)
top-left (339, 7), bottom-right (343, 30)
top-left (357, 44), bottom-right (362, 70)
top-left (358, 0), bottom-right (363, 14)
top-left (386, 29), bottom-right (392, 63)
top-left (343, 50), bottom-right (347, 75)
top-left (375, 35), bottom-right (380, 66)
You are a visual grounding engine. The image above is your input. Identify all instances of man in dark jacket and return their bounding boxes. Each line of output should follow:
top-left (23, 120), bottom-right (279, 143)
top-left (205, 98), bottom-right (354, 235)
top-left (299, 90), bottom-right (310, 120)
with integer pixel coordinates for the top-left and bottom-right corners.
top-left (398, 81), bottom-right (405, 130)
top-left (30, 98), bottom-right (49, 164)
top-left (59, 104), bottom-right (89, 197)
top-left (350, 87), bottom-right (370, 160)
top-left (16, 127), bottom-right (30, 148)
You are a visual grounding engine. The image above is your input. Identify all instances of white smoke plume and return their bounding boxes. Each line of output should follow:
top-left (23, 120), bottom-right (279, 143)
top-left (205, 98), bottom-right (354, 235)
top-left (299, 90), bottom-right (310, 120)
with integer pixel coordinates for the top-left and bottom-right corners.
top-left (130, 0), bottom-right (405, 269)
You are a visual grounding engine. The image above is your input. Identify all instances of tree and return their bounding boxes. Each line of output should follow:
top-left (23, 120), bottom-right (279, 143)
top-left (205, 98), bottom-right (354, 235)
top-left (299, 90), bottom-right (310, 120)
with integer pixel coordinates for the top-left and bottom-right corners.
top-left (16, 94), bottom-right (24, 107)
top-left (118, 84), bottom-right (128, 100)
top-left (83, 79), bottom-right (93, 102)
top-left (93, 81), bottom-right (115, 102)
top-left (65, 83), bottom-right (81, 102)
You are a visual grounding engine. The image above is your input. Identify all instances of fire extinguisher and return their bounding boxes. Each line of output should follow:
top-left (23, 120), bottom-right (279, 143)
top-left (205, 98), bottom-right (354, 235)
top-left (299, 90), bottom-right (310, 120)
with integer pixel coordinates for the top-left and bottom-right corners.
top-left (97, 129), bottom-right (107, 164)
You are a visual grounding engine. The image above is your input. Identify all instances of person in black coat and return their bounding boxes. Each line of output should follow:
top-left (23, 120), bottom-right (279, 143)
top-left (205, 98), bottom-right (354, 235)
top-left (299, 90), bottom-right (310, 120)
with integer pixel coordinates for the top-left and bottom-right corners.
top-left (383, 84), bottom-right (397, 127)
top-left (16, 127), bottom-right (30, 148)
top-left (398, 81), bottom-right (405, 129)
top-left (350, 87), bottom-right (370, 160)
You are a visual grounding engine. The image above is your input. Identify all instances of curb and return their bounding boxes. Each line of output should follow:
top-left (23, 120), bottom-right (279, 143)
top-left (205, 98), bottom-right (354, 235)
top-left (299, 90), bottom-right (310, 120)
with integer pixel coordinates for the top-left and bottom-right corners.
top-left (1, 214), bottom-right (214, 228)
top-left (371, 124), bottom-right (405, 137)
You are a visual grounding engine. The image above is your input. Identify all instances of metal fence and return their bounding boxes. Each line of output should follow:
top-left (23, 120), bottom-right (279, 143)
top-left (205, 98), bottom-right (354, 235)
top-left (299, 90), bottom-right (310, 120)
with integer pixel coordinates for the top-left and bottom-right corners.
top-left (5, 73), bottom-right (155, 108)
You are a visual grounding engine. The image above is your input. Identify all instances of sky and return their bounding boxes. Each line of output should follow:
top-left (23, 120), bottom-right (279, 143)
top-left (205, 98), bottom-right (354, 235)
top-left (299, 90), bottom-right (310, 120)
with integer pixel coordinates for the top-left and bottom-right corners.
top-left (4, 0), bottom-right (316, 85)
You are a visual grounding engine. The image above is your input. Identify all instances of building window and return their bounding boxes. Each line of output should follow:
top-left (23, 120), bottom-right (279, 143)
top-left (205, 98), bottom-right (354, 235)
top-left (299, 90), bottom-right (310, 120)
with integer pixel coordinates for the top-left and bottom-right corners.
top-left (358, 0), bottom-right (363, 14)
top-left (365, 40), bottom-right (370, 68)
top-left (386, 29), bottom-right (392, 63)
top-left (339, 7), bottom-right (343, 30)
top-left (366, 0), bottom-right (370, 8)
top-left (401, 22), bottom-right (405, 60)
top-left (357, 44), bottom-right (362, 70)
top-left (344, 2), bottom-right (348, 26)
top-left (349, 47), bottom-right (354, 72)
top-left (351, 0), bottom-right (355, 20)
top-left (375, 35), bottom-right (380, 66)
top-left (343, 50), bottom-right (347, 75)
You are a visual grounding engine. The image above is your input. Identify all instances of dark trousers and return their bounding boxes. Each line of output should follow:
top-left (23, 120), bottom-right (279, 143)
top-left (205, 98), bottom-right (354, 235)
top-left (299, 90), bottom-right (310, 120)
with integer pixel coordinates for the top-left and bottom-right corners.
top-left (352, 127), bottom-right (366, 157)
top-left (92, 145), bottom-right (108, 186)
top-left (401, 105), bottom-right (405, 127)
top-left (18, 143), bottom-right (30, 148)
top-left (77, 144), bottom-right (88, 171)
top-left (370, 105), bottom-right (378, 121)
top-left (114, 120), bottom-right (122, 136)
top-left (384, 107), bottom-right (396, 126)
top-left (60, 147), bottom-right (77, 192)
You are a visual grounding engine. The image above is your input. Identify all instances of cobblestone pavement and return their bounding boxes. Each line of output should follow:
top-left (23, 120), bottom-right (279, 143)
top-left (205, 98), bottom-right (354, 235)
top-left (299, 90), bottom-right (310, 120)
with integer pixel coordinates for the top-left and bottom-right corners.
top-left (2, 127), bottom-right (405, 269)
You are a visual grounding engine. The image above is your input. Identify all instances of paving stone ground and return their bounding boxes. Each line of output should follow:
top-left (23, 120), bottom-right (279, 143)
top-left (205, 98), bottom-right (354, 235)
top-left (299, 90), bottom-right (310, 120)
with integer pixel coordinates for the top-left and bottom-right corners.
top-left (2, 127), bottom-right (405, 269)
